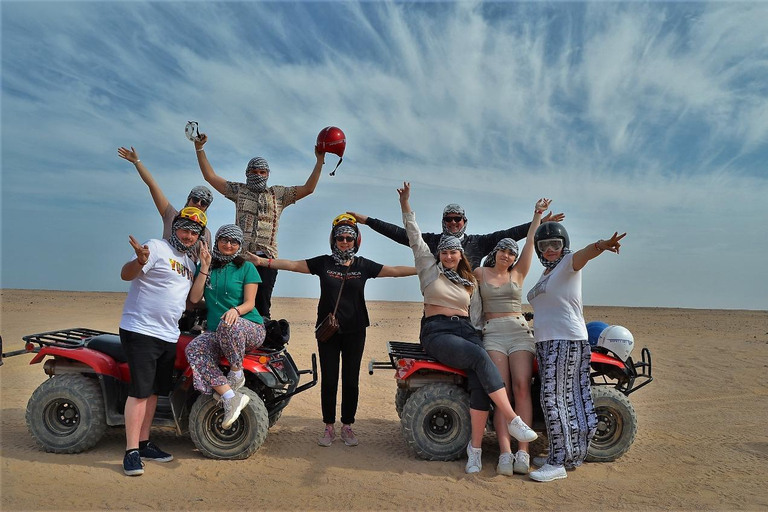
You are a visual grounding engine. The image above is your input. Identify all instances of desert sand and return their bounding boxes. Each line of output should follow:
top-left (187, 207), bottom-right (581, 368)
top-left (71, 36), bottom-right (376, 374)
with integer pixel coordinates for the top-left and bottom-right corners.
top-left (1, 289), bottom-right (767, 511)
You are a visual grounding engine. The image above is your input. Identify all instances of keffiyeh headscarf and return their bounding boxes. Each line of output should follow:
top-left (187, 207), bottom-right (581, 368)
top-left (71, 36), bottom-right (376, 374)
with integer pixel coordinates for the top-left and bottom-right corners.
top-left (187, 186), bottom-right (213, 206)
top-left (331, 224), bottom-right (358, 266)
top-left (539, 247), bottom-right (571, 270)
top-left (441, 203), bottom-right (468, 239)
top-left (483, 238), bottom-right (519, 269)
top-left (168, 217), bottom-right (202, 255)
top-left (435, 235), bottom-right (474, 288)
top-left (245, 157), bottom-right (270, 192)
top-left (211, 224), bottom-right (244, 263)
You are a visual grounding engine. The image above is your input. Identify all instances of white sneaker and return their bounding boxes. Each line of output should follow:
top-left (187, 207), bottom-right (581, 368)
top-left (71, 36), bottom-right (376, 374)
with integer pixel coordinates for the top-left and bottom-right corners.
top-left (465, 443), bottom-right (482, 474)
top-left (513, 450), bottom-right (530, 474)
top-left (221, 392), bottom-right (250, 429)
top-left (507, 416), bottom-right (538, 442)
top-left (496, 452), bottom-right (515, 476)
top-left (529, 463), bottom-right (567, 482)
top-left (532, 455), bottom-right (548, 468)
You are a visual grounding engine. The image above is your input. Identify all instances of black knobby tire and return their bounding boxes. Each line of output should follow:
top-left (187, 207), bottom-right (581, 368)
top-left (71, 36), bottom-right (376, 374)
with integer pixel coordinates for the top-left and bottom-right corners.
top-left (400, 383), bottom-right (471, 461)
top-left (25, 374), bottom-right (107, 454)
top-left (394, 388), bottom-right (412, 419)
top-left (189, 388), bottom-right (268, 460)
top-left (586, 386), bottom-right (638, 462)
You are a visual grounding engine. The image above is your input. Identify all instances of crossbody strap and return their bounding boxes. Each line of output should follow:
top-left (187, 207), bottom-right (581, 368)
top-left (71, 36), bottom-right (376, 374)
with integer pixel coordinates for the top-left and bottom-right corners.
top-left (331, 264), bottom-right (351, 316)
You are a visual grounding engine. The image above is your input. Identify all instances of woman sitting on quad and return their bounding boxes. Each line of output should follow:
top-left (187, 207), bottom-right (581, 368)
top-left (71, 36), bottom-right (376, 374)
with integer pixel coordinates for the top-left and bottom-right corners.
top-left (526, 222), bottom-right (626, 482)
top-left (249, 214), bottom-right (416, 447)
top-left (186, 224), bottom-right (266, 429)
top-left (397, 182), bottom-right (537, 475)
top-left (473, 198), bottom-right (551, 476)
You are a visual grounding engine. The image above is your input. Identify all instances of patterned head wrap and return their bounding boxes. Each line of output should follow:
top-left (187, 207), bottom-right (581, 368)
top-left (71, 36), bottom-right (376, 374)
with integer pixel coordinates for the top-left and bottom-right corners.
top-left (441, 203), bottom-right (468, 238)
top-left (539, 247), bottom-right (572, 270)
top-left (168, 217), bottom-right (203, 255)
top-left (436, 235), bottom-right (463, 253)
top-left (435, 235), bottom-right (473, 288)
top-left (483, 238), bottom-right (519, 269)
top-left (331, 224), bottom-right (358, 265)
top-left (245, 157), bottom-right (270, 192)
top-left (187, 186), bottom-right (213, 207)
top-left (211, 224), bottom-right (244, 263)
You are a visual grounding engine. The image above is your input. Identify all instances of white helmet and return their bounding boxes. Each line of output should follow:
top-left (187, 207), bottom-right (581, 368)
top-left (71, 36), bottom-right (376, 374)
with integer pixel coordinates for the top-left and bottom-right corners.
top-left (596, 325), bottom-right (635, 362)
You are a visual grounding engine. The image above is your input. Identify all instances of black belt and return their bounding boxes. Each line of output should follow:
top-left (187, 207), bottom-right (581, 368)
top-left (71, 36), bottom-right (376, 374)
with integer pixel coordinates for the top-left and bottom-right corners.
top-left (424, 314), bottom-right (470, 324)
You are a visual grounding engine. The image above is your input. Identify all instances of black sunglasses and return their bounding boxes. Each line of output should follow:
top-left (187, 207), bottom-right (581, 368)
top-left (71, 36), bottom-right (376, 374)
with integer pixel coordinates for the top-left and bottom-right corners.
top-left (189, 197), bottom-right (210, 207)
top-left (335, 236), bottom-right (356, 243)
top-left (443, 216), bottom-right (464, 223)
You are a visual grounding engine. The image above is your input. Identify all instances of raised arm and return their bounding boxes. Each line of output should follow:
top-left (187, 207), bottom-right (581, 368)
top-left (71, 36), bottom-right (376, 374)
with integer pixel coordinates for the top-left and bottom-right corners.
top-left (246, 252), bottom-right (311, 274)
top-left (294, 147), bottom-right (325, 201)
top-left (194, 134), bottom-right (228, 195)
top-left (118, 147), bottom-right (170, 216)
top-left (189, 241), bottom-right (212, 304)
top-left (572, 232), bottom-right (626, 271)
top-left (121, 235), bottom-right (150, 281)
top-left (512, 198), bottom-right (551, 281)
top-left (377, 265), bottom-right (417, 278)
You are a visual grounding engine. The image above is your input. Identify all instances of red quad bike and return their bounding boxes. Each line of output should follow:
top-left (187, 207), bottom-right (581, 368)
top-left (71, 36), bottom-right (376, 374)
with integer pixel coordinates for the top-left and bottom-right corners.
top-left (1, 318), bottom-right (317, 460)
top-left (369, 318), bottom-right (653, 463)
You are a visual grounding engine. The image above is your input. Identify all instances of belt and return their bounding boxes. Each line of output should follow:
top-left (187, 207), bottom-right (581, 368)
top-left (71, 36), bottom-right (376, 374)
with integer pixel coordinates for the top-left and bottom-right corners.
top-left (424, 314), bottom-right (470, 323)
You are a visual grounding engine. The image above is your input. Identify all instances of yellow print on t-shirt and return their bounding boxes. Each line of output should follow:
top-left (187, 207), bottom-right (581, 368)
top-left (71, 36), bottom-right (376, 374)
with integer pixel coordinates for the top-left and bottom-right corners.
top-left (169, 259), bottom-right (195, 281)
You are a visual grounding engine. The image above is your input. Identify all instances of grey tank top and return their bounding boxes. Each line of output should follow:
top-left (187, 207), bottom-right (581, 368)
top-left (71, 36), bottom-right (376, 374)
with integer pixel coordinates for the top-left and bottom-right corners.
top-left (480, 274), bottom-right (522, 313)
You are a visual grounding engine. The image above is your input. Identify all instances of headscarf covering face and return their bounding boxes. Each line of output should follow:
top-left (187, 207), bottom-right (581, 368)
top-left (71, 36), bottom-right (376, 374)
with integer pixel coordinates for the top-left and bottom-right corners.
top-left (539, 247), bottom-right (571, 270)
top-left (483, 238), bottom-right (519, 269)
top-left (211, 224), bottom-right (244, 263)
top-left (187, 186), bottom-right (213, 207)
top-left (441, 203), bottom-right (468, 239)
top-left (168, 217), bottom-right (203, 255)
top-left (245, 157), bottom-right (270, 192)
top-left (331, 224), bottom-right (358, 266)
top-left (435, 235), bottom-right (474, 288)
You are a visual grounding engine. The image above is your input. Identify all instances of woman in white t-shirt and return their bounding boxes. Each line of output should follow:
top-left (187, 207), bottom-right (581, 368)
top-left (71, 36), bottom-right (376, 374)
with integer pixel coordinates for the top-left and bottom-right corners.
top-left (526, 222), bottom-right (625, 483)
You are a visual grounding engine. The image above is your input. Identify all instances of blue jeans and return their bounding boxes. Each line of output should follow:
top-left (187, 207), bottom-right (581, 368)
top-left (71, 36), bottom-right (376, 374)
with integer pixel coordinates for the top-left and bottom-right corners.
top-left (419, 315), bottom-right (504, 411)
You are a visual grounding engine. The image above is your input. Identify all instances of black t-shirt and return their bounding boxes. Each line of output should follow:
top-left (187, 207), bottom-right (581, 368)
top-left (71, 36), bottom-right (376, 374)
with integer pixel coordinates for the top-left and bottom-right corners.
top-left (305, 255), bottom-right (384, 334)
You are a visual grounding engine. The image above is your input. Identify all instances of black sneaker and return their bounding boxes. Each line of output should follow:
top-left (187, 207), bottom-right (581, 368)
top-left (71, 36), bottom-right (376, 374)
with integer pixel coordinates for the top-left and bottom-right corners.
top-left (123, 450), bottom-right (144, 476)
top-left (139, 441), bottom-right (173, 462)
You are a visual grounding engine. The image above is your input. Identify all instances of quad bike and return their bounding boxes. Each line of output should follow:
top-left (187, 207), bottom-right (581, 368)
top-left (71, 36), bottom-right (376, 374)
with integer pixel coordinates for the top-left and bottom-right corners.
top-left (369, 320), bottom-right (652, 463)
top-left (1, 318), bottom-right (317, 460)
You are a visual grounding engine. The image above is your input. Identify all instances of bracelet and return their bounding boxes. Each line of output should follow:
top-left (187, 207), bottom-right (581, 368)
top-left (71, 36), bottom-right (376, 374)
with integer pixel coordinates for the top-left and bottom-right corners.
top-left (267, 258), bottom-right (273, 269)
top-left (134, 159), bottom-right (141, 164)
top-left (535, 210), bottom-right (545, 215)
top-left (234, 306), bottom-right (241, 316)
top-left (196, 148), bottom-right (205, 152)
top-left (137, 259), bottom-right (148, 265)
top-left (199, 271), bottom-right (209, 276)
top-left (594, 241), bottom-right (604, 252)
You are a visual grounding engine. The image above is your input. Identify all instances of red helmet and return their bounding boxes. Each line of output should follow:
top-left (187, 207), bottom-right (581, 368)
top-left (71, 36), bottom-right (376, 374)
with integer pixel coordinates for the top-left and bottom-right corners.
top-left (316, 126), bottom-right (346, 157)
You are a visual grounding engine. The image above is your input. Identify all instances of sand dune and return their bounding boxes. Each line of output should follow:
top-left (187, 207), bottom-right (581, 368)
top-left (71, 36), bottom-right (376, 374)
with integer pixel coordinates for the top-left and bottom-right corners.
top-left (1, 289), bottom-right (766, 510)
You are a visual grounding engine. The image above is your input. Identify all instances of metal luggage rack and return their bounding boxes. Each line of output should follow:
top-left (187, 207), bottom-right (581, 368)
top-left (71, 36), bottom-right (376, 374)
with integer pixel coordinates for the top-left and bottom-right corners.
top-left (21, 328), bottom-right (113, 351)
top-left (369, 341), bottom-right (436, 373)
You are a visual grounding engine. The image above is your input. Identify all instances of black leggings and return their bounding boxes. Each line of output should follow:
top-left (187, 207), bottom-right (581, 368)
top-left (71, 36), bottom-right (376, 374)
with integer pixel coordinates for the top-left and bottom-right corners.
top-left (419, 315), bottom-right (504, 411)
top-left (255, 266), bottom-right (278, 320)
top-left (317, 329), bottom-right (366, 425)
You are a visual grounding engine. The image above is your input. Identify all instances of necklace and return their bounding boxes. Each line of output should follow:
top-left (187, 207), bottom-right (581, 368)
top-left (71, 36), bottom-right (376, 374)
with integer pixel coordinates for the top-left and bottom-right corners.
top-left (212, 263), bottom-right (229, 308)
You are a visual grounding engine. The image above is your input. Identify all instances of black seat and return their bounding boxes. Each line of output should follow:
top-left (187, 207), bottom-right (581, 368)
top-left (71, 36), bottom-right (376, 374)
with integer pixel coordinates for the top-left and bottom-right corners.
top-left (86, 334), bottom-right (127, 362)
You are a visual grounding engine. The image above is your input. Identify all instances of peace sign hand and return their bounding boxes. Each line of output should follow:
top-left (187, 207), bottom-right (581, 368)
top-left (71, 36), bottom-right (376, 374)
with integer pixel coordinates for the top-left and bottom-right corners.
top-left (598, 232), bottom-right (627, 254)
top-left (128, 235), bottom-right (150, 265)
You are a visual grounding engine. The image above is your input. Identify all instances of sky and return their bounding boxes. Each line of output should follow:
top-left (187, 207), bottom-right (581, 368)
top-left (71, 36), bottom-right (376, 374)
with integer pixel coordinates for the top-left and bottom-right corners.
top-left (2, 1), bottom-right (767, 311)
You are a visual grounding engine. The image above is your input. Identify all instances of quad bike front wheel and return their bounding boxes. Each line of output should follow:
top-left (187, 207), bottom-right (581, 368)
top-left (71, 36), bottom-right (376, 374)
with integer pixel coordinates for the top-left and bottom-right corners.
top-left (400, 383), bottom-right (471, 461)
top-left (189, 388), bottom-right (268, 460)
top-left (26, 374), bottom-right (107, 454)
top-left (586, 386), bottom-right (638, 462)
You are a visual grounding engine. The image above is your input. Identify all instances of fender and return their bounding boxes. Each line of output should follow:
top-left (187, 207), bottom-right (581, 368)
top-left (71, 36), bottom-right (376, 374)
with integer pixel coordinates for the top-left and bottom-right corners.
top-left (397, 359), bottom-right (467, 381)
top-left (590, 351), bottom-right (625, 369)
top-left (30, 346), bottom-right (121, 379)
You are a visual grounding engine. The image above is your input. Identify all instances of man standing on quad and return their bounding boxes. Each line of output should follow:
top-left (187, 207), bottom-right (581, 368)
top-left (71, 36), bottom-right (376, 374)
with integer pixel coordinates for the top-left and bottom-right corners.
top-left (193, 132), bottom-right (326, 319)
top-left (118, 207), bottom-right (207, 476)
top-left (346, 204), bottom-right (564, 269)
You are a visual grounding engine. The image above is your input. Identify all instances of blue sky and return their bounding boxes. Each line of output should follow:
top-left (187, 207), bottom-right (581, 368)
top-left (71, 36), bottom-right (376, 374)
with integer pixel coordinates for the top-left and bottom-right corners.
top-left (2, 1), bottom-right (767, 310)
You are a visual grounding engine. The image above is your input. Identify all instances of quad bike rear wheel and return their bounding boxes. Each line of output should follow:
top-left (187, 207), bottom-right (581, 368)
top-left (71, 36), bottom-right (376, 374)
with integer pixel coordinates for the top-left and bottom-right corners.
top-left (394, 388), bottom-right (412, 419)
top-left (586, 386), bottom-right (638, 462)
top-left (26, 374), bottom-right (107, 454)
top-left (400, 383), bottom-right (471, 461)
top-left (189, 388), bottom-right (268, 460)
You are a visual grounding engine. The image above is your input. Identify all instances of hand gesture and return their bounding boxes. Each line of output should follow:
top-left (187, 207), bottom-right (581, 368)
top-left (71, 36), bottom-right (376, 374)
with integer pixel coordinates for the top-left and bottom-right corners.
top-left (198, 240), bottom-right (211, 268)
top-left (128, 235), bottom-right (150, 265)
top-left (244, 251), bottom-right (262, 266)
top-left (597, 232), bottom-right (627, 254)
top-left (542, 211), bottom-right (565, 223)
top-left (118, 147), bottom-right (139, 164)
top-left (314, 146), bottom-right (326, 164)
top-left (194, 133), bottom-right (208, 151)
top-left (397, 181), bottom-right (411, 203)
top-left (345, 211), bottom-right (368, 224)
top-left (535, 198), bottom-right (552, 213)
top-left (221, 308), bottom-right (240, 327)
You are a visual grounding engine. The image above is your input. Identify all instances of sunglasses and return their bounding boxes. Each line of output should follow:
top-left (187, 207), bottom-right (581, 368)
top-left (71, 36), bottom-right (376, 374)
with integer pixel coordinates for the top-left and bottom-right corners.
top-left (219, 237), bottom-right (241, 246)
top-left (335, 236), bottom-right (356, 243)
top-left (536, 238), bottom-right (564, 252)
top-left (443, 216), bottom-right (464, 223)
top-left (188, 197), bottom-right (210, 207)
